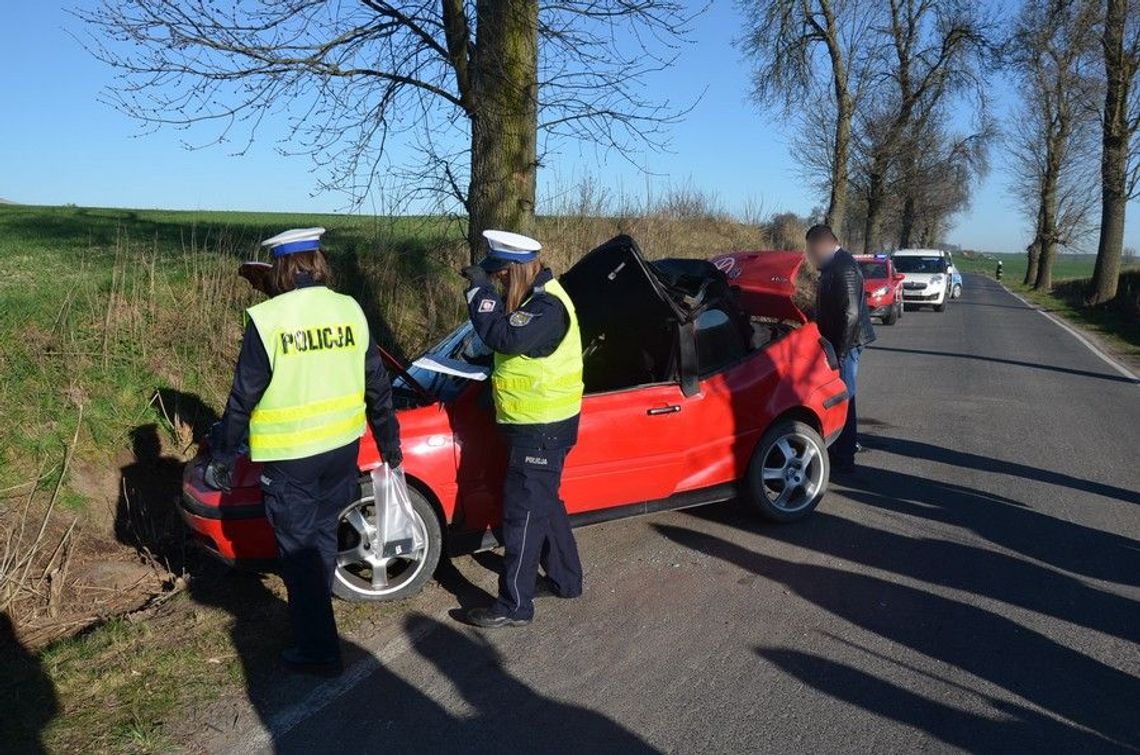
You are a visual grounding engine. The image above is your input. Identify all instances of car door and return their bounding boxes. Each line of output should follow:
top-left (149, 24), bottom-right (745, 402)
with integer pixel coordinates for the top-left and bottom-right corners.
top-left (560, 382), bottom-right (691, 513)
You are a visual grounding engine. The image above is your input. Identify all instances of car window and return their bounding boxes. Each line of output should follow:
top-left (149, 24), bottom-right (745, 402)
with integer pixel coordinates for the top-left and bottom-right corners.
top-left (695, 308), bottom-right (747, 375)
top-left (859, 262), bottom-right (889, 279)
top-left (394, 322), bottom-right (488, 404)
top-left (893, 256), bottom-right (947, 274)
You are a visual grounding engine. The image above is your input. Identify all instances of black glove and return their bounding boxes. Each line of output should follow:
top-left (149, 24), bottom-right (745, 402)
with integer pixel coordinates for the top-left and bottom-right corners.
top-left (382, 445), bottom-right (404, 469)
top-left (204, 459), bottom-right (232, 492)
top-left (460, 265), bottom-right (490, 287)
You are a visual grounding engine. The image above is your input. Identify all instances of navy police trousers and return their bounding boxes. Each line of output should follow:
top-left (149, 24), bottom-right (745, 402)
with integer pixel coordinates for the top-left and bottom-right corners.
top-left (493, 444), bottom-right (584, 621)
top-left (260, 439), bottom-right (359, 661)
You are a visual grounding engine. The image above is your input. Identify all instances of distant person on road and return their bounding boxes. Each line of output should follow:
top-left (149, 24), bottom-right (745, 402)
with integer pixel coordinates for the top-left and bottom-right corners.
top-left (458, 230), bottom-right (585, 629)
top-left (205, 227), bottom-right (402, 677)
top-left (805, 224), bottom-right (876, 474)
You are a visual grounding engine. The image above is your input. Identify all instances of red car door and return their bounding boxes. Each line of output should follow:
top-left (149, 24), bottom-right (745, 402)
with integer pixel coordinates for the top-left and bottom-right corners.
top-left (561, 383), bottom-right (691, 513)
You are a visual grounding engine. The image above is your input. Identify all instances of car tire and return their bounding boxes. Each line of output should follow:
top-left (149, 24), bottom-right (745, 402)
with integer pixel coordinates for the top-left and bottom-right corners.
top-left (934, 301), bottom-right (947, 312)
top-left (882, 303), bottom-right (899, 325)
top-left (743, 419), bottom-right (829, 523)
top-left (952, 284), bottom-right (962, 299)
top-left (331, 477), bottom-right (443, 602)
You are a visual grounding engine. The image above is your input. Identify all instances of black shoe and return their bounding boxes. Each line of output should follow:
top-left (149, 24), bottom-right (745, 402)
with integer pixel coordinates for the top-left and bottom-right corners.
top-left (464, 607), bottom-right (532, 628)
top-left (280, 647), bottom-right (343, 677)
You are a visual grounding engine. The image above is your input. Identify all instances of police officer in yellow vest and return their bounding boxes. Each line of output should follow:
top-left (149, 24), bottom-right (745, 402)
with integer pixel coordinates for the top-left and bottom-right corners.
top-left (460, 230), bottom-right (585, 628)
top-left (205, 228), bottom-right (402, 675)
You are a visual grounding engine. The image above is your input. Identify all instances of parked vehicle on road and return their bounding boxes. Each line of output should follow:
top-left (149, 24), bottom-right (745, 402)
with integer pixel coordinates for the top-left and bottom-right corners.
top-left (855, 254), bottom-right (905, 325)
top-left (893, 248), bottom-right (952, 312)
top-left (950, 269), bottom-right (963, 299)
top-left (180, 237), bottom-right (849, 602)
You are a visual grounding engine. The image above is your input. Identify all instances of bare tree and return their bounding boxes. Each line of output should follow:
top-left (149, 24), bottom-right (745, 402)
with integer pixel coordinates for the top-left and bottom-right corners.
top-left (857, 0), bottom-right (991, 254)
top-left (894, 110), bottom-right (994, 248)
top-left (75, 1), bottom-right (696, 259)
top-left (1006, 0), bottom-right (1101, 290)
top-left (1089, 0), bottom-right (1140, 304)
top-left (737, 0), bottom-right (883, 239)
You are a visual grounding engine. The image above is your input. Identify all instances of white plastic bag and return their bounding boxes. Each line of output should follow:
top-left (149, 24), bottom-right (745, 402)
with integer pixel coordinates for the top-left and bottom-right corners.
top-left (370, 463), bottom-right (427, 558)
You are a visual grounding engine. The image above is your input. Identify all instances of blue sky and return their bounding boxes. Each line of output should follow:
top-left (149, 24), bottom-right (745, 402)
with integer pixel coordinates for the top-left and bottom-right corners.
top-left (2, 1), bottom-right (1135, 254)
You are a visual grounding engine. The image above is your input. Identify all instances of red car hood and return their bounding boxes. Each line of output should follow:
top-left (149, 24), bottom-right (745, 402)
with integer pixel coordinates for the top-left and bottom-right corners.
top-left (709, 251), bottom-right (808, 324)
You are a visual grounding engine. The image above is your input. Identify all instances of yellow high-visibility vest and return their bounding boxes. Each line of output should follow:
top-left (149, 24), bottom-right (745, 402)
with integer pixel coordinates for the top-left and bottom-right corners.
top-left (492, 279), bottom-right (584, 425)
top-left (245, 286), bottom-right (369, 461)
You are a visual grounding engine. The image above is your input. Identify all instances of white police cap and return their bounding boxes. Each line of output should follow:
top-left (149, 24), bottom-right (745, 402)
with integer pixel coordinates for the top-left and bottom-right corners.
top-left (480, 229), bottom-right (542, 271)
top-left (261, 227), bottom-right (326, 257)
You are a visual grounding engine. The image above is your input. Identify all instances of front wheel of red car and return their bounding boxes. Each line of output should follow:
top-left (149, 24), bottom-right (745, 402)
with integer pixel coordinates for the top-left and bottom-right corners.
top-left (332, 478), bottom-right (442, 602)
top-left (743, 420), bottom-right (829, 523)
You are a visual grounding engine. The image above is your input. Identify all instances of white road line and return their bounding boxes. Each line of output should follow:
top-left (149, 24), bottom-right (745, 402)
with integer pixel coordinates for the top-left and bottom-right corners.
top-left (994, 280), bottom-right (1139, 384)
top-left (233, 618), bottom-right (442, 753)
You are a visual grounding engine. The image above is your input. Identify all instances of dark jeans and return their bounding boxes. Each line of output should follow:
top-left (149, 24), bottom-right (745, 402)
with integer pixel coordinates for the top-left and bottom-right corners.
top-left (834, 347), bottom-right (862, 467)
top-left (494, 443), bottom-right (583, 620)
top-left (260, 440), bottom-right (359, 660)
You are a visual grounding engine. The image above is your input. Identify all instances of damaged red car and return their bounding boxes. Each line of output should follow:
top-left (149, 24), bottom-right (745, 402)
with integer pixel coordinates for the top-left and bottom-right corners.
top-left (180, 236), bottom-right (849, 602)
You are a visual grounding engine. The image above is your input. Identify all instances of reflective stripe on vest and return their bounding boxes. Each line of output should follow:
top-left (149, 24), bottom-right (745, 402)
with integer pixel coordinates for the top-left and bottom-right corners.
top-left (245, 286), bottom-right (370, 461)
top-left (492, 278), bottom-right (584, 425)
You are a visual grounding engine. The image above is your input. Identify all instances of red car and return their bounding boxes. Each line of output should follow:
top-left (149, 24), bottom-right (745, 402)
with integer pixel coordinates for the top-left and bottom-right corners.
top-left (180, 236), bottom-right (849, 602)
top-left (855, 253), bottom-right (905, 325)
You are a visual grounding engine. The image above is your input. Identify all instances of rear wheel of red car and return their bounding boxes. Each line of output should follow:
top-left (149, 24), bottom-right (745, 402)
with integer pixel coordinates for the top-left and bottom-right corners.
top-left (743, 420), bottom-right (829, 522)
top-left (332, 478), bottom-right (442, 602)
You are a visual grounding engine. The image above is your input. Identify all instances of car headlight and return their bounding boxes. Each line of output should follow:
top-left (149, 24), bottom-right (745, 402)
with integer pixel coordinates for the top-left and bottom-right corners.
top-left (872, 286), bottom-right (890, 297)
top-left (929, 275), bottom-right (943, 286)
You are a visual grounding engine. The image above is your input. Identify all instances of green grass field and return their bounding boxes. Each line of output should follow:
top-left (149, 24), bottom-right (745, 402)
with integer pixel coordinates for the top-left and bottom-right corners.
top-left (0, 205), bottom-right (465, 495)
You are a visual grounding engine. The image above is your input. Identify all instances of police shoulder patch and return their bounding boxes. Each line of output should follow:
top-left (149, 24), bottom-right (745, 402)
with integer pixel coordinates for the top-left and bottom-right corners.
top-left (509, 311), bottom-right (537, 327)
top-left (478, 298), bottom-right (496, 313)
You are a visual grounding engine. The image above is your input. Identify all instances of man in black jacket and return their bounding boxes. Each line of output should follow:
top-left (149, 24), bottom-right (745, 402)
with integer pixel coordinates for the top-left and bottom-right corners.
top-left (805, 224), bottom-right (876, 473)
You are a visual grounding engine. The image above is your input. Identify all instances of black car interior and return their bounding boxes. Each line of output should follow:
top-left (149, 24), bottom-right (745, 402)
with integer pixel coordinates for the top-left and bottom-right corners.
top-left (561, 235), bottom-right (784, 395)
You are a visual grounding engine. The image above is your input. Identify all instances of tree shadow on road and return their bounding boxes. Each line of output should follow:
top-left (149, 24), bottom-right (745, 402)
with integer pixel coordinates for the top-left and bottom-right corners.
top-left (833, 462), bottom-right (1140, 588)
top-left (690, 501), bottom-right (1139, 644)
top-left (654, 523), bottom-right (1140, 750)
top-left (862, 434), bottom-right (1140, 507)
top-left (868, 345), bottom-right (1138, 385)
top-left (755, 647), bottom-right (1127, 753)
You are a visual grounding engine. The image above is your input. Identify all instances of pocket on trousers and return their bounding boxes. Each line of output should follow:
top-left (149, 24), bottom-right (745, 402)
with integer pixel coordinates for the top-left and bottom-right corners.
top-left (260, 473), bottom-right (290, 531)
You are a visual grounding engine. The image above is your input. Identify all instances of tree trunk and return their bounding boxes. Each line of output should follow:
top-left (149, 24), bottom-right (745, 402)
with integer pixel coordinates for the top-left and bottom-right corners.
top-left (898, 195), bottom-right (916, 248)
top-left (1090, 0), bottom-right (1130, 305)
top-left (1035, 173), bottom-right (1060, 291)
top-left (826, 94), bottom-right (852, 240)
top-left (1025, 239), bottom-right (1040, 285)
top-left (862, 159), bottom-right (886, 254)
top-left (467, 0), bottom-right (539, 262)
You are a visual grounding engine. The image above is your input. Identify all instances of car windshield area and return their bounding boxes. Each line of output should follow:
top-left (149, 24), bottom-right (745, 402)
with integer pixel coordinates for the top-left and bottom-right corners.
top-left (858, 262), bottom-right (889, 280)
top-left (392, 322), bottom-right (491, 405)
top-left (893, 256), bottom-right (947, 274)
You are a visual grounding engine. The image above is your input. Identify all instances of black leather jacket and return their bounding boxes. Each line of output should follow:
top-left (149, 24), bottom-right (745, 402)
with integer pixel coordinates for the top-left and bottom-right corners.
top-left (815, 248), bottom-right (876, 359)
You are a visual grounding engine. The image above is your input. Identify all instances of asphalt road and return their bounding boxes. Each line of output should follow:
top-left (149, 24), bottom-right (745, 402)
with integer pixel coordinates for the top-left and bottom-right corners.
top-left (201, 275), bottom-right (1140, 754)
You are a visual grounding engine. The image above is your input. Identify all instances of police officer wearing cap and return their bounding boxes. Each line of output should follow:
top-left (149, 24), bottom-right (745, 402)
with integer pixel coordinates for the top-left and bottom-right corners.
top-left (460, 230), bottom-right (585, 628)
top-left (205, 228), bottom-right (402, 675)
